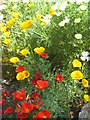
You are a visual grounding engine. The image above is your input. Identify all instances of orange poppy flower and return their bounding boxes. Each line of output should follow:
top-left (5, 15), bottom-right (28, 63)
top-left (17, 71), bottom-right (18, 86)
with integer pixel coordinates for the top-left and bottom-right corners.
top-left (30, 92), bottom-right (40, 100)
top-left (2, 91), bottom-right (9, 97)
top-left (16, 65), bottom-right (25, 73)
top-left (6, 107), bottom-right (13, 114)
top-left (35, 80), bottom-right (48, 90)
top-left (12, 88), bottom-right (26, 101)
top-left (34, 100), bottom-right (43, 110)
top-left (35, 110), bottom-right (51, 119)
top-left (21, 102), bottom-right (34, 113)
top-left (40, 52), bottom-right (48, 59)
top-left (55, 74), bottom-right (63, 82)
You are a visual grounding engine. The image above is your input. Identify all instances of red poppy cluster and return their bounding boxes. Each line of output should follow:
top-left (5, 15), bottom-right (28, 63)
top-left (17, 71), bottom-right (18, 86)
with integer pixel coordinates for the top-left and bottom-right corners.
top-left (1, 87), bottom-right (51, 119)
top-left (31, 71), bottom-right (48, 90)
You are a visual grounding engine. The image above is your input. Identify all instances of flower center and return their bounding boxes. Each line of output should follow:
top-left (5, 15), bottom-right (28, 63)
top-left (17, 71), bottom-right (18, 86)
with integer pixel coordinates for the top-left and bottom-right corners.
top-left (25, 109), bottom-right (30, 113)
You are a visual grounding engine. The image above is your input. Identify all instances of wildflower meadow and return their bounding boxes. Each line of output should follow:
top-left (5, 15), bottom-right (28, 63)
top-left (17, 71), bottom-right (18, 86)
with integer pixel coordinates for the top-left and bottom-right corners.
top-left (0, 0), bottom-right (90, 119)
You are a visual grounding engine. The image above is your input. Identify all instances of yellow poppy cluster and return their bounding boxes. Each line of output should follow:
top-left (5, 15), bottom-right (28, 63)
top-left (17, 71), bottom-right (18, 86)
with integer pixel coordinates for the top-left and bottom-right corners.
top-left (16, 70), bottom-right (29, 80)
top-left (71, 59), bottom-right (89, 102)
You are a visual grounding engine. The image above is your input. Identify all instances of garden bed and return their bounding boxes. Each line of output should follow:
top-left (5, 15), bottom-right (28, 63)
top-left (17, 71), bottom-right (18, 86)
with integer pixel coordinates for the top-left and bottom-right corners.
top-left (0, 0), bottom-right (90, 119)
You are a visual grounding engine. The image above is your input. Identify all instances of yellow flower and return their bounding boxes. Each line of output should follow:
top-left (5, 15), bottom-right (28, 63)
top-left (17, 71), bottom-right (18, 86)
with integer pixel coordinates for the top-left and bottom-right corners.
top-left (82, 79), bottom-right (88, 87)
top-left (41, 22), bottom-right (46, 26)
top-left (23, 70), bottom-right (29, 78)
top-left (1, 26), bottom-right (7, 32)
top-left (12, 12), bottom-right (19, 18)
top-left (70, 111), bottom-right (74, 116)
top-left (71, 70), bottom-right (83, 80)
top-left (3, 39), bottom-right (10, 45)
top-left (28, 4), bottom-right (34, 8)
top-left (2, 57), bottom-right (8, 62)
top-left (10, 57), bottom-right (19, 64)
top-left (49, 8), bottom-right (56, 15)
top-left (6, 19), bottom-right (14, 28)
top-left (20, 49), bottom-right (29, 56)
top-left (20, 20), bottom-right (33, 29)
top-left (72, 59), bottom-right (82, 67)
top-left (34, 47), bottom-right (45, 55)
top-left (16, 72), bottom-right (25, 80)
top-left (3, 31), bottom-right (10, 37)
top-left (36, 14), bottom-right (42, 21)
top-left (84, 94), bottom-right (90, 102)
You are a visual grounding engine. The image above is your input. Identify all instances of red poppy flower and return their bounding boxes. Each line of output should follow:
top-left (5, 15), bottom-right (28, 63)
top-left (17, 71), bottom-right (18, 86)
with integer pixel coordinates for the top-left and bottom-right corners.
top-left (0, 98), bottom-right (5, 105)
top-left (17, 113), bottom-right (27, 120)
top-left (34, 100), bottom-right (43, 110)
top-left (31, 79), bottom-right (38, 85)
top-left (12, 88), bottom-right (26, 101)
top-left (38, 110), bottom-right (51, 118)
top-left (2, 91), bottom-right (9, 97)
top-left (0, 109), bottom-right (5, 114)
top-left (35, 80), bottom-right (48, 90)
top-left (55, 74), bottom-right (63, 82)
top-left (30, 92), bottom-right (40, 100)
top-left (21, 102), bottom-right (34, 113)
top-left (35, 71), bottom-right (41, 80)
top-left (40, 52), bottom-right (48, 59)
top-left (16, 66), bottom-right (25, 73)
top-left (6, 107), bottom-right (13, 114)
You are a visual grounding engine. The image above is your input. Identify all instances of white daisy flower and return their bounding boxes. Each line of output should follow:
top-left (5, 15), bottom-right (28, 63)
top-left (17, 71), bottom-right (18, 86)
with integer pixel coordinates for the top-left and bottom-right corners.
top-left (80, 51), bottom-right (90, 61)
top-left (58, 20), bottom-right (66, 27)
top-left (74, 18), bottom-right (81, 23)
top-left (59, 2), bottom-right (68, 11)
top-left (41, 14), bottom-right (52, 24)
top-left (79, 5), bottom-right (87, 10)
top-left (64, 17), bottom-right (70, 23)
top-left (75, 34), bottom-right (82, 39)
top-left (76, 0), bottom-right (88, 4)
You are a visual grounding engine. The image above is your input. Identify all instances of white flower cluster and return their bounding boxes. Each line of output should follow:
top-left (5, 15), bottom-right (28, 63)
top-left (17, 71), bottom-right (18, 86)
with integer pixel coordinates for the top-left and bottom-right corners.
top-left (80, 51), bottom-right (90, 61)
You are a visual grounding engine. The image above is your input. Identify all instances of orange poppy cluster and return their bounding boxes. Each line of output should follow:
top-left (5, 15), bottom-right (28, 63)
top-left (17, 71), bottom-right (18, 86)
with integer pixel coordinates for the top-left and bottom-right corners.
top-left (0, 88), bottom-right (51, 119)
